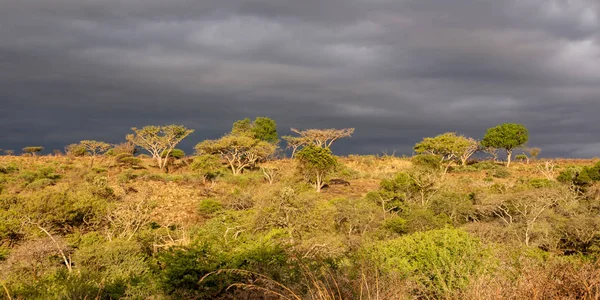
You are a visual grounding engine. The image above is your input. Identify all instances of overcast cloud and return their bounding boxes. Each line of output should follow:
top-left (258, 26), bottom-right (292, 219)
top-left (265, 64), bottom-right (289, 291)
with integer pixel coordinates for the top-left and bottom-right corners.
top-left (1, 0), bottom-right (599, 157)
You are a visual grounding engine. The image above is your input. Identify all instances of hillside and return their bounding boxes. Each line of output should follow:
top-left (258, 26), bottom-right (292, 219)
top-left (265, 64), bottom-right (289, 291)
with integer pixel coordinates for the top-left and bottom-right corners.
top-left (1, 154), bottom-right (600, 299)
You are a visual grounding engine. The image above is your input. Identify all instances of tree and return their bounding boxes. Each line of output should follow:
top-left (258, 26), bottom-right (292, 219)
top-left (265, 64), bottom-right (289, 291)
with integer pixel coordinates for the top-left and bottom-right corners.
top-left (481, 123), bottom-right (529, 168)
top-left (290, 127), bottom-right (354, 148)
top-left (491, 188), bottom-right (564, 246)
top-left (106, 141), bottom-right (137, 156)
top-left (65, 143), bottom-right (86, 157)
top-left (79, 140), bottom-right (111, 167)
top-left (526, 147), bottom-right (541, 161)
top-left (4, 150), bottom-right (14, 156)
top-left (295, 145), bottom-right (338, 192)
top-left (191, 154), bottom-right (223, 184)
top-left (231, 117), bottom-right (278, 143)
top-left (195, 135), bottom-right (276, 175)
top-left (281, 135), bottom-right (310, 158)
top-left (413, 132), bottom-right (478, 171)
top-left (22, 146), bottom-right (43, 156)
top-left (126, 125), bottom-right (194, 171)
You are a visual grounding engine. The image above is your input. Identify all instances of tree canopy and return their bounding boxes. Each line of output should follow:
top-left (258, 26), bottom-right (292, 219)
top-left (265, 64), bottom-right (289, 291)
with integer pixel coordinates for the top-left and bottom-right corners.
top-left (127, 125), bottom-right (194, 170)
top-left (231, 117), bottom-right (278, 143)
top-left (195, 134), bottom-right (276, 175)
top-left (22, 146), bottom-right (43, 156)
top-left (289, 127), bottom-right (354, 148)
top-left (481, 123), bottom-right (529, 167)
top-left (295, 145), bottom-right (338, 192)
top-left (413, 132), bottom-right (478, 168)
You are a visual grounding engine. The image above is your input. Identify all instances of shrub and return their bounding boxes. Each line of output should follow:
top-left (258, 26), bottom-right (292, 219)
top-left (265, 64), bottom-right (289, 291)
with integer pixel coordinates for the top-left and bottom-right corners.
top-left (492, 168), bottom-right (511, 178)
top-left (367, 228), bottom-right (493, 298)
top-left (198, 199), bottom-right (223, 216)
top-left (412, 154), bottom-right (441, 170)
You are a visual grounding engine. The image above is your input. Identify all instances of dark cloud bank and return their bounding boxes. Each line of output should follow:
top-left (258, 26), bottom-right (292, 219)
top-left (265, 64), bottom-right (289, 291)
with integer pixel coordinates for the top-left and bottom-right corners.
top-left (1, 0), bottom-right (599, 157)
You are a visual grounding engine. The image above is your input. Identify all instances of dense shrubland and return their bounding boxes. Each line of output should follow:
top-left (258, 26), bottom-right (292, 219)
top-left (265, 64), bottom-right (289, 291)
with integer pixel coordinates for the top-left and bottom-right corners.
top-left (1, 120), bottom-right (600, 299)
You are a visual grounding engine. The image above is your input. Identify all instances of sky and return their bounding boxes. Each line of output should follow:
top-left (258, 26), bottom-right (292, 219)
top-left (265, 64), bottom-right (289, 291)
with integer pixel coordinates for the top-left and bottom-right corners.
top-left (1, 0), bottom-right (599, 158)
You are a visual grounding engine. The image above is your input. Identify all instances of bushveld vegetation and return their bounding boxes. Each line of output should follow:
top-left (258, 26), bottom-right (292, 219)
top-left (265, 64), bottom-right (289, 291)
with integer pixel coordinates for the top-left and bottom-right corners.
top-left (1, 119), bottom-right (600, 299)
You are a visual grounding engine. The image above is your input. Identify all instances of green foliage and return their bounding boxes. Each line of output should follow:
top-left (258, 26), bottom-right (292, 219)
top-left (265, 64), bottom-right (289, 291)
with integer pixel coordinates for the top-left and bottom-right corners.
top-left (196, 135), bottom-right (276, 175)
top-left (251, 117), bottom-right (278, 143)
top-left (115, 153), bottom-right (142, 168)
top-left (127, 125), bottom-right (194, 170)
top-left (296, 145), bottom-right (338, 174)
top-left (22, 146), bottom-right (44, 156)
top-left (198, 198), bottom-right (223, 216)
top-left (414, 132), bottom-right (478, 165)
top-left (557, 162), bottom-right (600, 188)
top-left (65, 143), bottom-right (87, 156)
top-left (481, 123), bottom-right (529, 151)
top-left (191, 154), bottom-right (223, 182)
top-left (412, 154), bottom-right (441, 170)
top-left (296, 145), bottom-right (338, 191)
top-left (161, 148), bottom-right (185, 159)
top-left (157, 234), bottom-right (292, 299)
top-left (232, 117), bottom-right (278, 143)
top-left (492, 168), bottom-right (511, 178)
top-left (0, 162), bottom-right (20, 174)
top-left (367, 228), bottom-right (492, 298)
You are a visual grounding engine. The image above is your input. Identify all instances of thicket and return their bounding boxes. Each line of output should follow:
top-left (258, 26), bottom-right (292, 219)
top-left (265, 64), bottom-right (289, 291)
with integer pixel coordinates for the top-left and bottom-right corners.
top-left (1, 121), bottom-right (599, 299)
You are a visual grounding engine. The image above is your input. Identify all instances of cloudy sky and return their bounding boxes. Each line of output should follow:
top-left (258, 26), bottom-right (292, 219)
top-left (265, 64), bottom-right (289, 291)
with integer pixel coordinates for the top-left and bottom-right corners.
top-left (1, 0), bottom-right (599, 157)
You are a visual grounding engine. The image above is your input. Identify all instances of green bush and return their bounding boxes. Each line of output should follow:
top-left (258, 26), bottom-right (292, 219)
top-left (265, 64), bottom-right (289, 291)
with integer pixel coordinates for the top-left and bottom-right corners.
top-left (198, 198), bottom-right (223, 216)
top-left (492, 168), bottom-right (511, 178)
top-left (0, 163), bottom-right (19, 174)
top-left (412, 154), bottom-right (441, 170)
top-left (366, 228), bottom-right (493, 298)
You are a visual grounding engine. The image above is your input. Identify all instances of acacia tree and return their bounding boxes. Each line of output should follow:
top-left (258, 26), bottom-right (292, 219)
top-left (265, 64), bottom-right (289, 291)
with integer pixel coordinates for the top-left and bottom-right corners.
top-left (413, 132), bottom-right (479, 172)
top-left (79, 140), bottom-right (111, 167)
top-left (491, 188), bottom-right (565, 246)
top-left (290, 127), bottom-right (354, 148)
top-left (195, 135), bottom-right (276, 175)
top-left (23, 146), bottom-right (43, 156)
top-left (126, 125), bottom-right (194, 170)
top-left (296, 145), bottom-right (338, 192)
top-left (281, 135), bottom-right (311, 158)
top-left (481, 123), bottom-right (529, 168)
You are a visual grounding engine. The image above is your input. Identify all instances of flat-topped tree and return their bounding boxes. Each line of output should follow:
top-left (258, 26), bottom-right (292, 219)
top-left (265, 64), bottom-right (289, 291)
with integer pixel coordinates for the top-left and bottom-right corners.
top-left (23, 146), bottom-right (43, 156)
top-left (127, 125), bottom-right (194, 170)
top-left (413, 132), bottom-right (478, 170)
top-left (281, 135), bottom-right (311, 158)
top-left (79, 140), bottom-right (111, 167)
top-left (290, 127), bottom-right (354, 148)
top-left (481, 123), bottom-right (529, 168)
top-left (195, 134), bottom-right (276, 175)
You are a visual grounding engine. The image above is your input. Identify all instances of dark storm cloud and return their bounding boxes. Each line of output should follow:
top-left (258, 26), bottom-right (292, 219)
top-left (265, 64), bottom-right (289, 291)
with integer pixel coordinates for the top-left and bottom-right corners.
top-left (1, 0), bottom-right (599, 157)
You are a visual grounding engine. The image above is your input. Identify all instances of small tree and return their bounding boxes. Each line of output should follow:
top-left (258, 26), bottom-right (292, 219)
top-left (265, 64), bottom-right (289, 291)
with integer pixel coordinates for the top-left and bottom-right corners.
top-left (413, 132), bottom-right (478, 171)
top-left (191, 154), bottom-right (223, 184)
top-left (65, 143), bottom-right (87, 157)
top-left (527, 147), bottom-right (541, 161)
top-left (4, 150), bottom-right (14, 156)
top-left (481, 123), bottom-right (529, 168)
top-left (106, 141), bottom-right (137, 156)
top-left (23, 146), bottom-right (43, 156)
top-left (79, 140), bottom-right (111, 167)
top-left (296, 145), bottom-right (338, 192)
top-left (290, 127), bottom-right (354, 148)
top-left (195, 135), bottom-right (276, 175)
top-left (127, 125), bottom-right (194, 170)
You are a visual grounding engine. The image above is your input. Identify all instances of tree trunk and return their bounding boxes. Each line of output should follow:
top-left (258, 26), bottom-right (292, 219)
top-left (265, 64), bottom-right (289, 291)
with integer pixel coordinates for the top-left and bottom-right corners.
top-left (506, 149), bottom-right (513, 168)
